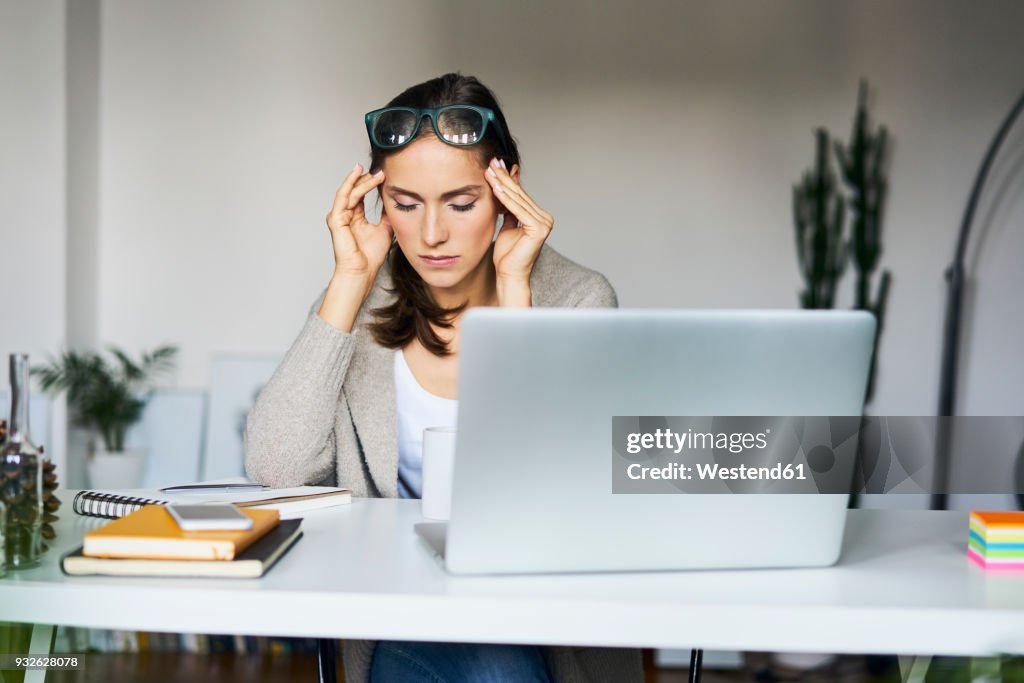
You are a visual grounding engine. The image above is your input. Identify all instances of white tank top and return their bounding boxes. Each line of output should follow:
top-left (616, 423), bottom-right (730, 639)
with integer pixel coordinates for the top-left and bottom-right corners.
top-left (394, 349), bottom-right (458, 499)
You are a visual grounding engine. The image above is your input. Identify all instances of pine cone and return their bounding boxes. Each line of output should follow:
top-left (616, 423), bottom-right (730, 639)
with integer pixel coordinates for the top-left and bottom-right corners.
top-left (1, 454), bottom-right (61, 561)
top-left (41, 458), bottom-right (61, 551)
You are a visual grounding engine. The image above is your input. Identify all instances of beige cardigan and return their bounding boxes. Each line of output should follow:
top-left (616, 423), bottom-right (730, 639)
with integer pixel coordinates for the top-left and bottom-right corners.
top-left (244, 243), bottom-right (643, 683)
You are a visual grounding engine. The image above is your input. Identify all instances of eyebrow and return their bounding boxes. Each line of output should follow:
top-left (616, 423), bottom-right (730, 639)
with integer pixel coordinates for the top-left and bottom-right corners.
top-left (387, 184), bottom-right (483, 201)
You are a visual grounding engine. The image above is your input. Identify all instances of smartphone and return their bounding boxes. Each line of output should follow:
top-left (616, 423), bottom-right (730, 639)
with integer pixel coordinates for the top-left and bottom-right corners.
top-left (165, 503), bottom-right (254, 531)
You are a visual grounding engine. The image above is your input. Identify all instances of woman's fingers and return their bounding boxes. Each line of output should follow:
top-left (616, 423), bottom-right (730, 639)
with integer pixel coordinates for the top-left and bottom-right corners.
top-left (499, 209), bottom-right (518, 231)
top-left (329, 163), bottom-right (364, 219)
top-left (485, 159), bottom-right (553, 238)
top-left (325, 163), bottom-right (392, 275)
top-left (346, 168), bottom-right (386, 211)
top-left (327, 164), bottom-right (386, 230)
top-left (491, 184), bottom-right (535, 232)
top-left (486, 166), bottom-right (551, 240)
top-left (488, 158), bottom-right (552, 225)
top-left (351, 198), bottom-right (367, 224)
top-left (326, 207), bottom-right (358, 256)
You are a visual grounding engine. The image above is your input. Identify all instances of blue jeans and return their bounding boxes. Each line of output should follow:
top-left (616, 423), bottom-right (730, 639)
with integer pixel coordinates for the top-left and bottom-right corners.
top-left (370, 640), bottom-right (553, 682)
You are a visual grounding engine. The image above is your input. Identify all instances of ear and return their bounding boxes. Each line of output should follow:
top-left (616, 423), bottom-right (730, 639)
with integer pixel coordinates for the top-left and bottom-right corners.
top-left (509, 162), bottom-right (520, 183)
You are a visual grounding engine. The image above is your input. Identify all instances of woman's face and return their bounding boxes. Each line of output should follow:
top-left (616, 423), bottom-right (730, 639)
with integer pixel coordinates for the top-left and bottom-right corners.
top-left (382, 135), bottom-right (517, 293)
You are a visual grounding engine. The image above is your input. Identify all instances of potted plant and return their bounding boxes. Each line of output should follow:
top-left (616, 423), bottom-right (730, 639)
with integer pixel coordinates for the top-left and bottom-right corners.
top-left (31, 345), bottom-right (179, 489)
top-left (792, 79), bottom-right (891, 407)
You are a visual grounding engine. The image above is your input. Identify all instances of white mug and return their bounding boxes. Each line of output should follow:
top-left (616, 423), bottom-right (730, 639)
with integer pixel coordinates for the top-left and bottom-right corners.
top-left (421, 426), bottom-right (457, 520)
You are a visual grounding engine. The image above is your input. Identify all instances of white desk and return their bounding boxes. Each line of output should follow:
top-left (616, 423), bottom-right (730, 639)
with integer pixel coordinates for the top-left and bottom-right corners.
top-left (3, 491), bottom-right (1024, 659)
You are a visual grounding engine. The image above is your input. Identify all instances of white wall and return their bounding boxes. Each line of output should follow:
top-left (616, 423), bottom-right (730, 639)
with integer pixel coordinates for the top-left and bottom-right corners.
top-left (97, 0), bottom-right (453, 390)
top-left (93, 0), bottom-right (1024, 419)
top-left (6, 0), bottom-right (1024, 489)
top-left (0, 0), bottom-right (67, 477)
top-left (0, 1), bottom-right (65, 360)
top-left (442, 0), bottom-right (1024, 419)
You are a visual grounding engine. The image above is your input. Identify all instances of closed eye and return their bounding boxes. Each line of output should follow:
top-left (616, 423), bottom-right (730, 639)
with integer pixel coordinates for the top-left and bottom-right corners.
top-left (392, 202), bottom-right (477, 212)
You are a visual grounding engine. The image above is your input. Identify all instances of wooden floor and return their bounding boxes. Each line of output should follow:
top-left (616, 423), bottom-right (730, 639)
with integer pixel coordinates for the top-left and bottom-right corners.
top-left (44, 650), bottom-right (906, 682)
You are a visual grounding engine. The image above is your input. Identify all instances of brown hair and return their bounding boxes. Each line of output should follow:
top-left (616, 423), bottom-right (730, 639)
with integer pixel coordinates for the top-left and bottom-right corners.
top-left (366, 72), bottom-right (521, 356)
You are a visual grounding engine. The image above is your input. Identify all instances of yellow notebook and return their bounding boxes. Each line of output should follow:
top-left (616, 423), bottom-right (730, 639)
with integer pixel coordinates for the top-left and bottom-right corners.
top-left (83, 504), bottom-right (280, 560)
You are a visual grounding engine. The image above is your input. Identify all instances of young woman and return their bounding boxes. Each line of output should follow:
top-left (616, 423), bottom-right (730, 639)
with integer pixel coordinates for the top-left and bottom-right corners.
top-left (245, 73), bottom-right (642, 683)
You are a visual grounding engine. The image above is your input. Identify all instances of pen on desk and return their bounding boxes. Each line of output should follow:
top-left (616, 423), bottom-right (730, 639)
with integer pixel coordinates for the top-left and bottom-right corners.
top-left (155, 485), bottom-right (268, 491)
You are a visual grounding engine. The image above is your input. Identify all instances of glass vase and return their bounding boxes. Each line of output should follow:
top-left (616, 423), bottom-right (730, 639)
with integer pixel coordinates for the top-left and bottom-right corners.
top-left (0, 353), bottom-right (46, 570)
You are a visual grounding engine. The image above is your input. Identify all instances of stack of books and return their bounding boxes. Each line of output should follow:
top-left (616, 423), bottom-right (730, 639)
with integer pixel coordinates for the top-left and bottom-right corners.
top-left (968, 510), bottom-right (1024, 572)
top-left (61, 504), bottom-right (304, 578)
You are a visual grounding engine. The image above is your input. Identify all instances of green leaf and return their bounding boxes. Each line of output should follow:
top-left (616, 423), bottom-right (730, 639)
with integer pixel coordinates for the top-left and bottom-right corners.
top-left (109, 346), bottom-right (144, 383)
top-left (29, 344), bottom-right (179, 445)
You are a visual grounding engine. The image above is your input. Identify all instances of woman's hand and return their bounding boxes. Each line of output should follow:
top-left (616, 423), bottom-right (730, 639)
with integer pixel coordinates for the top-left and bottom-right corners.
top-left (317, 163), bottom-right (393, 332)
top-left (326, 163), bottom-right (394, 281)
top-left (486, 157), bottom-right (553, 307)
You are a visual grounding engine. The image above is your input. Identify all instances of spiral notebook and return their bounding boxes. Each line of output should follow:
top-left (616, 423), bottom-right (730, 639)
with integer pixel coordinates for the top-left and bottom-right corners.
top-left (72, 482), bottom-right (351, 520)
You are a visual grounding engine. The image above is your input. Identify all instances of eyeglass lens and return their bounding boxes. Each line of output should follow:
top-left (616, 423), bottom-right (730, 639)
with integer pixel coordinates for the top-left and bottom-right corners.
top-left (373, 108), bottom-right (485, 147)
top-left (436, 108), bottom-right (484, 145)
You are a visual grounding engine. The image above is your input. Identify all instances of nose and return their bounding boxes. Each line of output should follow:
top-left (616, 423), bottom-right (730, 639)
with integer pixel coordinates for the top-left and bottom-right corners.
top-left (421, 208), bottom-right (448, 247)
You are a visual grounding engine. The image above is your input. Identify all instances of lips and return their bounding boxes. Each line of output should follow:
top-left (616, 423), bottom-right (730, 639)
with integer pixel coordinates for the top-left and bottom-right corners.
top-left (419, 255), bottom-right (459, 267)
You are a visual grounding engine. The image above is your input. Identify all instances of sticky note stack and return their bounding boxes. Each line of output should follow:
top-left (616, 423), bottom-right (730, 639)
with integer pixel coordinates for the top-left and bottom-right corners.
top-left (968, 511), bottom-right (1024, 571)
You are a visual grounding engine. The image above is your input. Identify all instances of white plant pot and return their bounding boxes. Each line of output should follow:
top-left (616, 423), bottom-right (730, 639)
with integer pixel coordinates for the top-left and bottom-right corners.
top-left (87, 447), bottom-right (147, 489)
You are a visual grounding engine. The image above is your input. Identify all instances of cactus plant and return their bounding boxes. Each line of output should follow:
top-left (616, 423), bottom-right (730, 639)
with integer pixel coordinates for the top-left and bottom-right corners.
top-left (794, 128), bottom-right (847, 309)
top-left (792, 81), bottom-right (892, 405)
top-left (834, 80), bottom-right (892, 403)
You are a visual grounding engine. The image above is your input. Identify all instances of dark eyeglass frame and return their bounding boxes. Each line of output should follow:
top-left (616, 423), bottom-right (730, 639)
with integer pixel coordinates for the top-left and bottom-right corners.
top-left (364, 104), bottom-right (511, 159)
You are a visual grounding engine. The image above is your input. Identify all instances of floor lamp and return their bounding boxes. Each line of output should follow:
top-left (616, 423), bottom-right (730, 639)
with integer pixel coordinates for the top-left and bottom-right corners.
top-left (934, 87), bottom-right (1024, 510)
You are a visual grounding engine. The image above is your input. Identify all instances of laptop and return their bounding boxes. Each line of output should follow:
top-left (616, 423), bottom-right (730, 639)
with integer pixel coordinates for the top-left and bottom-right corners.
top-left (415, 308), bottom-right (876, 575)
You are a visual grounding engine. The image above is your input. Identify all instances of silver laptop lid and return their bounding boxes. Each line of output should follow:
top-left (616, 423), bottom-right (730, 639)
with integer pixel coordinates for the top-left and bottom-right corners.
top-left (445, 309), bottom-right (876, 575)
